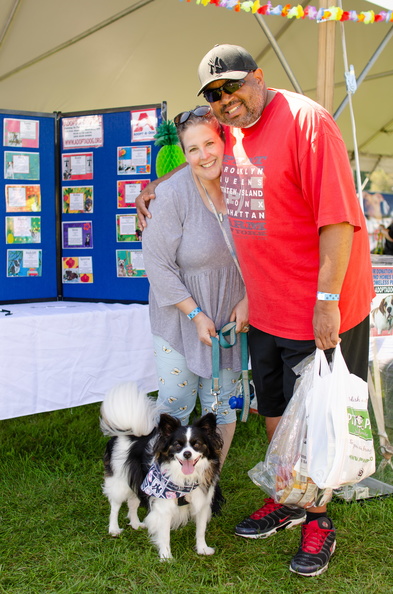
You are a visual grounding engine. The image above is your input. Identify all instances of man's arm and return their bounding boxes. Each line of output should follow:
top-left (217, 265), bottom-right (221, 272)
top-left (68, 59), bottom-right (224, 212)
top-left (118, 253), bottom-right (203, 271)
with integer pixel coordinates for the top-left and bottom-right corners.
top-left (135, 163), bottom-right (187, 228)
top-left (313, 222), bottom-right (354, 350)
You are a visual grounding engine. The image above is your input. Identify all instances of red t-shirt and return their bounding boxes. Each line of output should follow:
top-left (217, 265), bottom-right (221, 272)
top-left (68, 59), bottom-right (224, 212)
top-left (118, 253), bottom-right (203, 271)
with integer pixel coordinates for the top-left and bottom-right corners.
top-left (221, 89), bottom-right (374, 340)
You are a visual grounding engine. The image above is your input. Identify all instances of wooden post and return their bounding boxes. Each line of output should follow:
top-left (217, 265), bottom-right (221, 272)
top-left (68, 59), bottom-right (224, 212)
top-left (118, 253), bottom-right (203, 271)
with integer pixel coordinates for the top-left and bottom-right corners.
top-left (316, 1), bottom-right (336, 114)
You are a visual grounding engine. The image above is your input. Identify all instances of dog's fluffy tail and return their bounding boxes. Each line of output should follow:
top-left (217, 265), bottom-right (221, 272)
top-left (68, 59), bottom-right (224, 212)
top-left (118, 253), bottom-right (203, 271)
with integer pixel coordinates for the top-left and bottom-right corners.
top-left (100, 382), bottom-right (159, 437)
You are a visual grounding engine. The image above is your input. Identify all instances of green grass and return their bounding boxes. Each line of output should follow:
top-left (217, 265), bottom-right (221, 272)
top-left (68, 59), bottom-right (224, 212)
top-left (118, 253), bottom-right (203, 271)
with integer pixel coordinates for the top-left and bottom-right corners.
top-left (1, 403), bottom-right (393, 594)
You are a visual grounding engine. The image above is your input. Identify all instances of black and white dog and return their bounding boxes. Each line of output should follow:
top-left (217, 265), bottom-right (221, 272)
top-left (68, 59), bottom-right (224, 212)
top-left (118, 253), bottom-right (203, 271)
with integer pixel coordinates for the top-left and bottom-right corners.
top-left (100, 382), bottom-right (223, 560)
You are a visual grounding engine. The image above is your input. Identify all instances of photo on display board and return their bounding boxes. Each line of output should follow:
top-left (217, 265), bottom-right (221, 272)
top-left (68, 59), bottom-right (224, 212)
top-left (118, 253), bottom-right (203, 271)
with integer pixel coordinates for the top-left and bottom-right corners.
top-left (6, 216), bottom-right (41, 244)
top-left (62, 221), bottom-right (93, 249)
top-left (5, 185), bottom-right (41, 212)
top-left (117, 146), bottom-right (151, 175)
top-left (116, 250), bottom-right (146, 277)
top-left (62, 256), bottom-right (93, 283)
top-left (130, 109), bottom-right (157, 142)
top-left (3, 118), bottom-right (40, 149)
top-left (62, 186), bottom-right (93, 213)
top-left (62, 152), bottom-right (93, 181)
top-left (117, 179), bottom-right (150, 208)
top-left (7, 249), bottom-right (42, 277)
top-left (4, 151), bottom-right (40, 180)
top-left (116, 214), bottom-right (142, 242)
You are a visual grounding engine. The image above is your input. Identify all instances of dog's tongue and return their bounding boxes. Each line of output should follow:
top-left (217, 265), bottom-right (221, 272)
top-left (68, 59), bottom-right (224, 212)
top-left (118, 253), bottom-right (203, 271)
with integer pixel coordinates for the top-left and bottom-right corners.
top-left (181, 460), bottom-right (194, 475)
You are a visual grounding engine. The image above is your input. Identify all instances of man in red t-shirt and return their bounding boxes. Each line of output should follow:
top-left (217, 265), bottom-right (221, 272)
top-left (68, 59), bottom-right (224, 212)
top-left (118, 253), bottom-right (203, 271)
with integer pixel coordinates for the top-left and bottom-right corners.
top-left (196, 43), bottom-right (374, 578)
top-left (136, 44), bottom-right (374, 577)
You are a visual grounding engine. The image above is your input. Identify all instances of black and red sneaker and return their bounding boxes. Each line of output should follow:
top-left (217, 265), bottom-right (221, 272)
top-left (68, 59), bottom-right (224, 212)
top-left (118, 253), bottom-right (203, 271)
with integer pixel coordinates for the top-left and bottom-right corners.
top-left (235, 497), bottom-right (306, 539)
top-left (289, 517), bottom-right (336, 577)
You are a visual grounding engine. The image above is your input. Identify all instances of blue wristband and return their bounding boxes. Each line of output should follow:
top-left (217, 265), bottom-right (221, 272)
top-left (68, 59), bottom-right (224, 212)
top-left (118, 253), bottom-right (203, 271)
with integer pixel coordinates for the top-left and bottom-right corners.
top-left (187, 307), bottom-right (202, 320)
top-left (317, 292), bottom-right (340, 301)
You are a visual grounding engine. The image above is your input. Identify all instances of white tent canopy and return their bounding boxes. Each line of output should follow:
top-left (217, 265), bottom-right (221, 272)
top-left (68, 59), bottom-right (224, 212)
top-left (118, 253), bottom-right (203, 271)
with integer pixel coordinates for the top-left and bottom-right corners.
top-left (0, 0), bottom-right (392, 173)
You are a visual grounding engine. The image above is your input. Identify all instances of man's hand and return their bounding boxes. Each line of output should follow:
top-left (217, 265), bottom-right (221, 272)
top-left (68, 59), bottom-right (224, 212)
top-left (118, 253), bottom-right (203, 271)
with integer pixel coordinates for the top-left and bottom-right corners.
top-left (136, 163), bottom-right (187, 229)
top-left (313, 301), bottom-right (341, 350)
top-left (229, 295), bottom-right (249, 333)
top-left (135, 181), bottom-right (157, 229)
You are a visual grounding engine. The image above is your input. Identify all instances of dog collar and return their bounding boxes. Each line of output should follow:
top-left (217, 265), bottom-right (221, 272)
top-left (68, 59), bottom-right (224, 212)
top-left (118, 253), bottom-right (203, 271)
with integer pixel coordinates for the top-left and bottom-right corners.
top-left (141, 462), bottom-right (199, 499)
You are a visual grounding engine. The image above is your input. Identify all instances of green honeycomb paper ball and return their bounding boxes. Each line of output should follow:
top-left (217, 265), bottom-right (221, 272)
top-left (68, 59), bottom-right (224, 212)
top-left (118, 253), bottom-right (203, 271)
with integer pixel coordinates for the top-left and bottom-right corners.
top-left (154, 120), bottom-right (186, 177)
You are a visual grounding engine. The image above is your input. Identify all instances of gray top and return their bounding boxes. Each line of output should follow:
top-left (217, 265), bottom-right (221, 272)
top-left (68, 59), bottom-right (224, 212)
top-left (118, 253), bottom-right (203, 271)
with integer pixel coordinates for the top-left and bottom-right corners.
top-left (142, 165), bottom-right (245, 378)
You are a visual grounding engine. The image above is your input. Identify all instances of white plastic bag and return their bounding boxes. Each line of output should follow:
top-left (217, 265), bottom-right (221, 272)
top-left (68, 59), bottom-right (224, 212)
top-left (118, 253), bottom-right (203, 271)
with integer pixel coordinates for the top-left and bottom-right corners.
top-left (248, 352), bottom-right (332, 508)
top-left (306, 344), bottom-right (375, 489)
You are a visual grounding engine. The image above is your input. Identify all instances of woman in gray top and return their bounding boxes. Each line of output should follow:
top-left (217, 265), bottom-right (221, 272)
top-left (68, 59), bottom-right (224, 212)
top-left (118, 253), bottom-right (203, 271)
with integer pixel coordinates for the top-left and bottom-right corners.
top-left (142, 107), bottom-right (248, 465)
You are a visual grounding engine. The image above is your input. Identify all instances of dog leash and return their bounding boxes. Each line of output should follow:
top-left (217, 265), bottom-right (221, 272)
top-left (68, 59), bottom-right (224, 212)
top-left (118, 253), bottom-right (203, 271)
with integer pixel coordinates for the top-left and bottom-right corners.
top-left (211, 322), bottom-right (250, 422)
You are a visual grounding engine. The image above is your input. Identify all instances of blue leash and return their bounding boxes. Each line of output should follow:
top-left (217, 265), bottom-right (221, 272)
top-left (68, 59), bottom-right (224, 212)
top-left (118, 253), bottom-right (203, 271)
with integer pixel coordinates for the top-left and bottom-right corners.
top-left (211, 322), bottom-right (251, 422)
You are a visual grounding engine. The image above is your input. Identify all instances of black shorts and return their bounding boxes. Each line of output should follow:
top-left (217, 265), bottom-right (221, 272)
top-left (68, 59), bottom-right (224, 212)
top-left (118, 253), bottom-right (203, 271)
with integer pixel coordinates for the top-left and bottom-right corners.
top-left (248, 316), bottom-right (370, 418)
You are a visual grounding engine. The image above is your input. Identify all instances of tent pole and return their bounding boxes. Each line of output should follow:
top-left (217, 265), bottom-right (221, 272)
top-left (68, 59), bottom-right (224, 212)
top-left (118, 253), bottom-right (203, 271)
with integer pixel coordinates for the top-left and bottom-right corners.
top-left (0, 0), bottom-right (155, 82)
top-left (334, 25), bottom-right (393, 120)
top-left (0, 0), bottom-right (21, 48)
top-left (316, 0), bottom-right (336, 114)
top-left (253, 13), bottom-right (303, 94)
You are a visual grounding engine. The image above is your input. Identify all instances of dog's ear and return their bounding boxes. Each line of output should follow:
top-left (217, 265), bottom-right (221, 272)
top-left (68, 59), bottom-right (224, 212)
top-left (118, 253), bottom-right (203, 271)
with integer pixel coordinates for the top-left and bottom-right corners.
top-left (158, 413), bottom-right (181, 437)
top-left (193, 412), bottom-right (217, 434)
top-left (379, 298), bottom-right (387, 313)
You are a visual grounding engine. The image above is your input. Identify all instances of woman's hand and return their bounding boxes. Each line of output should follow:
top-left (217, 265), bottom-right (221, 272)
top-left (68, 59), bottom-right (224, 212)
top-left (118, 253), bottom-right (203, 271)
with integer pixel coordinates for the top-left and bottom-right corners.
top-left (193, 312), bottom-right (218, 346)
top-left (230, 295), bottom-right (249, 333)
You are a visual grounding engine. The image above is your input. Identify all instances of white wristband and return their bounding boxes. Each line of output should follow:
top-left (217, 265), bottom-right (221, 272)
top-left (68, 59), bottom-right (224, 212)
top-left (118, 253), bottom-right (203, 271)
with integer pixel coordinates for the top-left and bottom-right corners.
top-left (317, 292), bottom-right (340, 301)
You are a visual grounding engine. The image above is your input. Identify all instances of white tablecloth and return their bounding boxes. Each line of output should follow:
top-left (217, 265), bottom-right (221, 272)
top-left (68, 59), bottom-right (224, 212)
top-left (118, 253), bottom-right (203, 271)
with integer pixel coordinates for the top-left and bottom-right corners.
top-left (0, 301), bottom-right (158, 420)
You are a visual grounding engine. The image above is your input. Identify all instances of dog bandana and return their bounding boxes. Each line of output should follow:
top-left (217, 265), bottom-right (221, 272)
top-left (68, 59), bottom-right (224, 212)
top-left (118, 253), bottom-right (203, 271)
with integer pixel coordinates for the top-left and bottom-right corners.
top-left (141, 462), bottom-right (199, 499)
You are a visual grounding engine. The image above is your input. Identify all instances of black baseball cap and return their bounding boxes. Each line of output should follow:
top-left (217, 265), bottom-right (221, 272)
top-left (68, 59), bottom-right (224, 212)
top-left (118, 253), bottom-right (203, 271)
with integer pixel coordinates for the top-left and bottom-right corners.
top-left (197, 44), bottom-right (258, 95)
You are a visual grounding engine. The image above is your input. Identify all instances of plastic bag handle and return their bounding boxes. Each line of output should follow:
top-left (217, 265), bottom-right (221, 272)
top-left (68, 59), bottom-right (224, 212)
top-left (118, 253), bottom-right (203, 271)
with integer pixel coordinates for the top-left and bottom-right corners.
top-left (314, 348), bottom-right (331, 380)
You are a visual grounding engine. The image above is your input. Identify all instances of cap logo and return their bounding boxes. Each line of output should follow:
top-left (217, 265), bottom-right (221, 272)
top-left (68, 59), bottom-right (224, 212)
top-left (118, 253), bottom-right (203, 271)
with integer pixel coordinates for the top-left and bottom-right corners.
top-left (208, 56), bottom-right (225, 75)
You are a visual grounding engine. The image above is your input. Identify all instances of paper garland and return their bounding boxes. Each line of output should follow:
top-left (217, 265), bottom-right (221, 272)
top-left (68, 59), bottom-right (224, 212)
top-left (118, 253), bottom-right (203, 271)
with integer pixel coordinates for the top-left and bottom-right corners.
top-left (181, 1), bottom-right (393, 23)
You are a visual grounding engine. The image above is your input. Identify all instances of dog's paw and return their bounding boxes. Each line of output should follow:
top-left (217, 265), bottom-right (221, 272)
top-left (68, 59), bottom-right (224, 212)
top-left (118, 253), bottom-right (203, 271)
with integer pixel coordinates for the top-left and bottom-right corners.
top-left (159, 551), bottom-right (173, 562)
top-left (196, 545), bottom-right (215, 556)
top-left (128, 520), bottom-right (146, 530)
top-left (109, 528), bottom-right (123, 537)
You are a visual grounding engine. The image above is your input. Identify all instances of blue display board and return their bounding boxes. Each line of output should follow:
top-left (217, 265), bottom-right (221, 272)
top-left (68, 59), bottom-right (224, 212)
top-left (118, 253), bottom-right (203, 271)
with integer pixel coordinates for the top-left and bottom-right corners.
top-left (60, 104), bottom-right (163, 303)
top-left (0, 110), bottom-right (58, 303)
top-left (0, 103), bottom-right (165, 304)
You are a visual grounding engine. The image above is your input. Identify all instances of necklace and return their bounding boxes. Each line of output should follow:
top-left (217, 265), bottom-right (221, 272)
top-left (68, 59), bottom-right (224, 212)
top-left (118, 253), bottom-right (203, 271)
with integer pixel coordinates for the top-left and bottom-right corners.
top-left (199, 181), bottom-right (244, 282)
top-left (199, 180), bottom-right (225, 222)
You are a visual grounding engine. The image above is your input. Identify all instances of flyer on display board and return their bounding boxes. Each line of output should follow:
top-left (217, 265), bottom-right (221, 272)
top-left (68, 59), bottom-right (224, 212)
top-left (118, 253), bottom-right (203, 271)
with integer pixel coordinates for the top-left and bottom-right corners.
top-left (62, 256), bottom-right (93, 283)
top-left (62, 115), bottom-right (104, 150)
top-left (117, 146), bottom-right (151, 175)
top-left (116, 249), bottom-right (146, 277)
top-left (6, 216), bottom-right (41, 244)
top-left (7, 249), bottom-right (42, 277)
top-left (62, 221), bottom-right (93, 249)
top-left (62, 152), bottom-right (93, 181)
top-left (62, 186), bottom-right (93, 213)
top-left (117, 179), bottom-right (150, 208)
top-left (116, 214), bottom-right (141, 242)
top-left (371, 257), bottom-right (393, 337)
top-left (3, 118), bottom-right (40, 149)
top-left (4, 151), bottom-right (40, 180)
top-left (131, 109), bottom-right (157, 142)
top-left (5, 185), bottom-right (41, 212)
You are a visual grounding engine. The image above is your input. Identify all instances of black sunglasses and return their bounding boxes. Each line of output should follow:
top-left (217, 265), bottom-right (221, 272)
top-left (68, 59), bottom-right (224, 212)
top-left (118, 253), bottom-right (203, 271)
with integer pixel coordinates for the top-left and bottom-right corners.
top-left (203, 79), bottom-right (247, 103)
top-left (174, 106), bottom-right (212, 126)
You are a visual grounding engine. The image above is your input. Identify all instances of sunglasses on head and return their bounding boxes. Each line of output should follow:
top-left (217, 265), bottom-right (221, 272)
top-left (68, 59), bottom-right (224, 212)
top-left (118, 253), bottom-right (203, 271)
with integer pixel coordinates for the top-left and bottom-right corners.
top-left (203, 78), bottom-right (247, 103)
top-left (174, 106), bottom-right (212, 126)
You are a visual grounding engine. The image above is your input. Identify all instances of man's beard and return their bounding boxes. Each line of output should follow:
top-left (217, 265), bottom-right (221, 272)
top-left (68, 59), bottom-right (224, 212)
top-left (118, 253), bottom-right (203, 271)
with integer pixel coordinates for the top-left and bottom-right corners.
top-left (216, 97), bottom-right (264, 128)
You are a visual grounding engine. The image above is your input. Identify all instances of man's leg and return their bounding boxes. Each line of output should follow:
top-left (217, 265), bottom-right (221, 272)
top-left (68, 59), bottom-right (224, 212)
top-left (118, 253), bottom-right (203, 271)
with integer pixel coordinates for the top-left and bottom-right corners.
top-left (289, 317), bottom-right (370, 576)
top-left (234, 328), bottom-right (310, 540)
